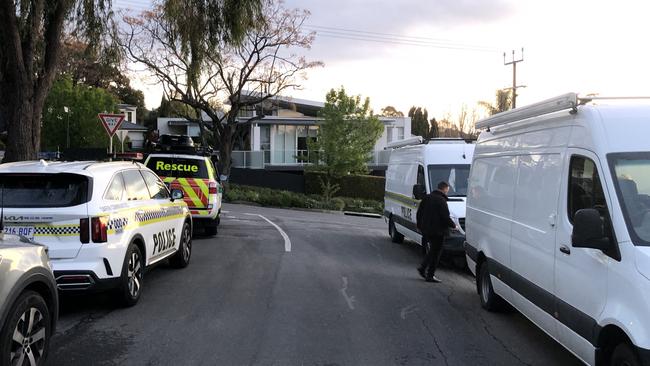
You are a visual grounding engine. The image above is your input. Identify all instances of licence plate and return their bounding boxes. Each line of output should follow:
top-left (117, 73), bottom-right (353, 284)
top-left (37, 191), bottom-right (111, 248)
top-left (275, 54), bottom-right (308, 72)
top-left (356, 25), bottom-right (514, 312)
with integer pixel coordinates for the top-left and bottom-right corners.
top-left (3, 226), bottom-right (35, 240)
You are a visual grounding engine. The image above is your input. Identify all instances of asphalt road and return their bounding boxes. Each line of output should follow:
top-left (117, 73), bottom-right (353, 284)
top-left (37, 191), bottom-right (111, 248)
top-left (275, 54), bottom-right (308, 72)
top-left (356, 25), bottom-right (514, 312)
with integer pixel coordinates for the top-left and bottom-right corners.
top-left (46, 203), bottom-right (582, 366)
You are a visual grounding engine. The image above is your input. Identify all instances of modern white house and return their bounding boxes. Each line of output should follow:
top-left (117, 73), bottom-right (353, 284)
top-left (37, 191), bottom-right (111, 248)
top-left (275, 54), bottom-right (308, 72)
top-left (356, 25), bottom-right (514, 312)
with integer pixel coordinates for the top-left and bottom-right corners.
top-left (155, 94), bottom-right (413, 171)
top-left (117, 104), bottom-right (147, 149)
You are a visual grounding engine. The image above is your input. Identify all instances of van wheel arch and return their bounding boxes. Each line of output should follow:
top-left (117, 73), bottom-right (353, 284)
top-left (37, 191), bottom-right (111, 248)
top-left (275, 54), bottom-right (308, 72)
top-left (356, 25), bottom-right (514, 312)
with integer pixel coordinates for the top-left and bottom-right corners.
top-left (388, 215), bottom-right (404, 244)
top-left (597, 325), bottom-right (639, 366)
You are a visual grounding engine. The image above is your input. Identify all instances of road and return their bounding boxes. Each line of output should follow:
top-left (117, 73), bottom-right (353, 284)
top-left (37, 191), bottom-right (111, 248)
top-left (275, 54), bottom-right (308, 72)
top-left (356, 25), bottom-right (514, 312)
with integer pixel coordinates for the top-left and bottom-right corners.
top-left (46, 203), bottom-right (582, 366)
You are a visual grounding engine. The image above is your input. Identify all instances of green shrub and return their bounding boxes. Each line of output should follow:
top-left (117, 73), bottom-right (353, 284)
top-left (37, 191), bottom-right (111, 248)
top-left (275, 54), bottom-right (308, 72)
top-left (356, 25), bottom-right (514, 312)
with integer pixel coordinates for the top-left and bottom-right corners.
top-left (304, 171), bottom-right (385, 201)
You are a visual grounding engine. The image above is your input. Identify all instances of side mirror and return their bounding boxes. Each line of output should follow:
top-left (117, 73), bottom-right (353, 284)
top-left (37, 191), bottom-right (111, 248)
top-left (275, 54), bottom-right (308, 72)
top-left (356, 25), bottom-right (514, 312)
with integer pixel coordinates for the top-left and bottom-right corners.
top-left (412, 184), bottom-right (426, 200)
top-left (572, 208), bottom-right (610, 250)
top-left (170, 189), bottom-right (184, 201)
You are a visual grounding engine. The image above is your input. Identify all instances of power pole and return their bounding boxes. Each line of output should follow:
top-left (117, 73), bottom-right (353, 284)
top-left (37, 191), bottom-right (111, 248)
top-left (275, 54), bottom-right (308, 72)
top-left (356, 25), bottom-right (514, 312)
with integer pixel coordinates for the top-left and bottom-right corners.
top-left (503, 48), bottom-right (525, 108)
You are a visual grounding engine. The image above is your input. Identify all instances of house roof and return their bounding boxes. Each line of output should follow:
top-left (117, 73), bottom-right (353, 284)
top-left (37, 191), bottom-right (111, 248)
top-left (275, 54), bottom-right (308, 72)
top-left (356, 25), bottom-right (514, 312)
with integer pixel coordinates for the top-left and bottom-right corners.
top-left (117, 104), bottom-right (137, 112)
top-left (119, 121), bottom-right (148, 131)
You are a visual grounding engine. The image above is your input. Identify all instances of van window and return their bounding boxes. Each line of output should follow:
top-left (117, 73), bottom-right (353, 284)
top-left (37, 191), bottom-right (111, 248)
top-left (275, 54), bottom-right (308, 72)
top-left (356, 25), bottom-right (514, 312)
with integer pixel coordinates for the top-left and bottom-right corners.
top-left (428, 165), bottom-right (471, 197)
top-left (609, 152), bottom-right (650, 245)
top-left (417, 165), bottom-right (425, 186)
top-left (146, 157), bottom-right (208, 179)
top-left (568, 156), bottom-right (608, 223)
top-left (122, 170), bottom-right (150, 201)
top-left (104, 174), bottom-right (125, 201)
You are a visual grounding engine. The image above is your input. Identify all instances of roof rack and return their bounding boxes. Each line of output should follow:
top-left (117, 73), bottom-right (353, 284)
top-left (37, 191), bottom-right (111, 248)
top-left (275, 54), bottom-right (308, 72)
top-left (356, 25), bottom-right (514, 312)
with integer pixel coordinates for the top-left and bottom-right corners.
top-left (385, 136), bottom-right (424, 149)
top-left (475, 92), bottom-right (578, 131)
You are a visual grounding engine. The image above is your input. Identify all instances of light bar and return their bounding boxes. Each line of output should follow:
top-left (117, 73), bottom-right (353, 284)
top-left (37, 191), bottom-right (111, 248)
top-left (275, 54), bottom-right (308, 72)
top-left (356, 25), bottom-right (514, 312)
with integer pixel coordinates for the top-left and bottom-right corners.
top-left (475, 92), bottom-right (578, 130)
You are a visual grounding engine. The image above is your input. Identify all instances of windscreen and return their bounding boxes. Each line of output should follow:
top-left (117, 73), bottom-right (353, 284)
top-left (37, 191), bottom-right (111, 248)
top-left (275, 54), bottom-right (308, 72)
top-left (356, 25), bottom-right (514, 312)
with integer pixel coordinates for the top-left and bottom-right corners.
top-left (0, 173), bottom-right (90, 208)
top-left (146, 157), bottom-right (209, 179)
top-left (609, 152), bottom-right (650, 245)
top-left (428, 165), bottom-right (471, 197)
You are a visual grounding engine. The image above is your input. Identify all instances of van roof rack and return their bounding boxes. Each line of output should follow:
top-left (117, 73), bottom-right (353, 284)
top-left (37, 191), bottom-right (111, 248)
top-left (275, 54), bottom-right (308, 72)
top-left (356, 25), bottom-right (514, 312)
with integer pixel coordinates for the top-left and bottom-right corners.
top-left (426, 138), bottom-right (475, 144)
top-left (475, 92), bottom-right (579, 131)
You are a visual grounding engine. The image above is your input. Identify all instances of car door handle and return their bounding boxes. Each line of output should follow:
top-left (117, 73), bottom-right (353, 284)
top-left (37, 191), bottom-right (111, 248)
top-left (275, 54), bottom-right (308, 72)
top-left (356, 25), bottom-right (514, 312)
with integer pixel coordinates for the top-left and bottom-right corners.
top-left (559, 245), bottom-right (571, 255)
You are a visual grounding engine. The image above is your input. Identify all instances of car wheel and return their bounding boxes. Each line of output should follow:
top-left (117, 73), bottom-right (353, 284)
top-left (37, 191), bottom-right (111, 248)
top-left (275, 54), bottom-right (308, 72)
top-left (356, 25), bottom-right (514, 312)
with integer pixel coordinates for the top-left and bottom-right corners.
top-left (119, 243), bottom-right (144, 307)
top-left (0, 291), bottom-right (51, 366)
top-left (170, 222), bottom-right (192, 269)
top-left (611, 342), bottom-right (641, 366)
top-left (477, 260), bottom-right (506, 312)
top-left (389, 217), bottom-right (404, 244)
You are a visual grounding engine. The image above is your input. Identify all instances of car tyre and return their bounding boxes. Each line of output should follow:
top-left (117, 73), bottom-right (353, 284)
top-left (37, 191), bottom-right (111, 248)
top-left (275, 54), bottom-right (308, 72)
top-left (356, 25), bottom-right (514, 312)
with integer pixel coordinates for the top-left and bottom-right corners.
top-left (204, 220), bottom-right (218, 236)
top-left (389, 217), bottom-right (404, 244)
top-left (0, 291), bottom-right (51, 366)
top-left (170, 222), bottom-right (192, 269)
top-left (477, 260), bottom-right (506, 312)
top-left (118, 243), bottom-right (144, 307)
top-left (610, 342), bottom-right (641, 366)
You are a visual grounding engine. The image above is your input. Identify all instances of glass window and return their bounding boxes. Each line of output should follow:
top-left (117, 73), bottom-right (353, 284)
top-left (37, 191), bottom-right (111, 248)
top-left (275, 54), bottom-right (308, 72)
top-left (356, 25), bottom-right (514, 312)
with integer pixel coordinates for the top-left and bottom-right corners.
top-left (568, 156), bottom-right (608, 223)
top-left (417, 165), bottom-right (425, 186)
top-left (386, 127), bottom-right (394, 143)
top-left (608, 152), bottom-right (650, 245)
top-left (428, 165), bottom-right (471, 197)
top-left (122, 170), bottom-right (150, 201)
top-left (0, 173), bottom-right (89, 208)
top-left (146, 157), bottom-right (209, 179)
top-left (141, 170), bottom-right (170, 200)
top-left (397, 127), bottom-right (405, 140)
top-left (104, 175), bottom-right (125, 201)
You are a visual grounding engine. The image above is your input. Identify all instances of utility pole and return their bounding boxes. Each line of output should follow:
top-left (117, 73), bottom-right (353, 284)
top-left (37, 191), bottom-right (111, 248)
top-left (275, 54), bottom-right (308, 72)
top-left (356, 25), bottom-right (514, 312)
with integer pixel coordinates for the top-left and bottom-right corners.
top-left (503, 48), bottom-right (525, 108)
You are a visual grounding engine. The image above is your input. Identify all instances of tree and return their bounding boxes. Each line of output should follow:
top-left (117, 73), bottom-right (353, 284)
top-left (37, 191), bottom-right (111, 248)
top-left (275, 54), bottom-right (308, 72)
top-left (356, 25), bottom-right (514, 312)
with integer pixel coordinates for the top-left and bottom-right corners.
top-left (308, 87), bottom-right (384, 181)
top-left (41, 76), bottom-right (118, 151)
top-left (0, 0), bottom-right (112, 161)
top-left (121, 0), bottom-right (321, 179)
top-left (380, 106), bottom-right (403, 117)
top-left (409, 106), bottom-right (429, 138)
top-left (478, 89), bottom-right (513, 116)
top-left (429, 118), bottom-right (439, 138)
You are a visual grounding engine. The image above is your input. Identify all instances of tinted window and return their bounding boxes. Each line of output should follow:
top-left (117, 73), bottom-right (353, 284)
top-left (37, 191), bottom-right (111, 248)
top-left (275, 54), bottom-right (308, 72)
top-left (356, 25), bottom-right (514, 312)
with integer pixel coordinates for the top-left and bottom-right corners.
top-left (104, 174), bottom-right (126, 201)
top-left (122, 170), bottom-right (150, 201)
top-left (146, 157), bottom-right (209, 179)
top-left (609, 152), bottom-right (650, 245)
top-left (0, 173), bottom-right (89, 208)
top-left (141, 170), bottom-right (170, 200)
top-left (428, 165), bottom-right (471, 196)
top-left (568, 156), bottom-right (608, 223)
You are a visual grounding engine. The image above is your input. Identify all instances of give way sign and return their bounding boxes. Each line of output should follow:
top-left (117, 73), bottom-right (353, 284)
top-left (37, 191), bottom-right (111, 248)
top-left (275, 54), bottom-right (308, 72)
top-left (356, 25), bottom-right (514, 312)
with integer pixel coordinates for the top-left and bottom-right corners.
top-left (98, 113), bottom-right (125, 137)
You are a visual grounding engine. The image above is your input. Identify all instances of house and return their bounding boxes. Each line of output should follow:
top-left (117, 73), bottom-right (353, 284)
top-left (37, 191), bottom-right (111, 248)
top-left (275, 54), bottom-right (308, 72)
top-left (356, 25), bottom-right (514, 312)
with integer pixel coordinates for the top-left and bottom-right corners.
top-left (156, 111), bottom-right (214, 141)
top-left (236, 94), bottom-right (412, 171)
top-left (117, 104), bottom-right (147, 149)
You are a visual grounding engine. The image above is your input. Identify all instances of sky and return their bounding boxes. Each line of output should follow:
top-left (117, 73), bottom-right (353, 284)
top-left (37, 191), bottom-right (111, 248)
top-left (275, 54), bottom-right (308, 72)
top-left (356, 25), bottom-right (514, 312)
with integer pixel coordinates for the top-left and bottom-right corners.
top-left (116, 0), bottom-right (650, 123)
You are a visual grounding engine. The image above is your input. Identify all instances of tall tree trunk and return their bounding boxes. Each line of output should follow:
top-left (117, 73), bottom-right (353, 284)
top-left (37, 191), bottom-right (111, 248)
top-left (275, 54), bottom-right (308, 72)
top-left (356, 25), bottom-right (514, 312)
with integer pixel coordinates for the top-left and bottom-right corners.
top-left (218, 124), bottom-right (235, 182)
top-left (4, 81), bottom-right (38, 162)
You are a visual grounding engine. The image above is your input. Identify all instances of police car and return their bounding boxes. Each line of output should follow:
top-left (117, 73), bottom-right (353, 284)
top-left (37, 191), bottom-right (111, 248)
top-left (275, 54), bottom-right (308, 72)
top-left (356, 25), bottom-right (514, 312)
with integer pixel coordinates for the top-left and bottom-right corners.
top-left (145, 152), bottom-right (222, 235)
top-left (0, 160), bottom-right (193, 306)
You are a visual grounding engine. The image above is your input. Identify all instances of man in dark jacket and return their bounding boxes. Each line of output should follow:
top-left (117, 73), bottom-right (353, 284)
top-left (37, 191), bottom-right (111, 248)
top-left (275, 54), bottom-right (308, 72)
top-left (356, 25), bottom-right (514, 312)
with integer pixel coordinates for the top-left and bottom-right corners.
top-left (416, 181), bottom-right (457, 283)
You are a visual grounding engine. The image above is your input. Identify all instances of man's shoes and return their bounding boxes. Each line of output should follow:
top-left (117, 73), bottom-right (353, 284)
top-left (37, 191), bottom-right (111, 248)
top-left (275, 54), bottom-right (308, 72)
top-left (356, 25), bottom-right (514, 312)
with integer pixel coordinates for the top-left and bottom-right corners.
top-left (425, 276), bottom-right (441, 283)
top-left (417, 267), bottom-right (426, 279)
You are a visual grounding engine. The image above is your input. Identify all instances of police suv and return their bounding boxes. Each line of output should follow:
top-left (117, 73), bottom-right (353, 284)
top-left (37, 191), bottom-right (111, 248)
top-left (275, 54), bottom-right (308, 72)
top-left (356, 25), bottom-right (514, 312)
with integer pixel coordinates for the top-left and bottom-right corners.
top-left (0, 160), bottom-right (193, 306)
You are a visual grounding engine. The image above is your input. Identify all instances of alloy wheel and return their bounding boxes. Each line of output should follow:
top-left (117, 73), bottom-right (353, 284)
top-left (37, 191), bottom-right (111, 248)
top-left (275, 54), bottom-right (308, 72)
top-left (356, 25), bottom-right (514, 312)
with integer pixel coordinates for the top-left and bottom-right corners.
top-left (127, 251), bottom-right (142, 298)
top-left (10, 307), bottom-right (46, 366)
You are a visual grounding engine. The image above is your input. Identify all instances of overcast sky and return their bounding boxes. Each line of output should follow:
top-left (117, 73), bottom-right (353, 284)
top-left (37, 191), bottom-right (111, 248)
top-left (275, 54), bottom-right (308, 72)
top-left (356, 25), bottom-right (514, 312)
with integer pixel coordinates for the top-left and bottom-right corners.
top-left (119, 0), bottom-right (650, 121)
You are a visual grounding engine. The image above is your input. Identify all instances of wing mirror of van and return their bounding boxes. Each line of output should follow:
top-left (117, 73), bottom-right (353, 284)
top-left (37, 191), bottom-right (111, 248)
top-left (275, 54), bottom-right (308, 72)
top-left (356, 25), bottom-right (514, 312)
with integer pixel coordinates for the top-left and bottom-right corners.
top-left (170, 189), bottom-right (184, 201)
top-left (572, 208), bottom-right (610, 250)
top-left (413, 184), bottom-right (427, 200)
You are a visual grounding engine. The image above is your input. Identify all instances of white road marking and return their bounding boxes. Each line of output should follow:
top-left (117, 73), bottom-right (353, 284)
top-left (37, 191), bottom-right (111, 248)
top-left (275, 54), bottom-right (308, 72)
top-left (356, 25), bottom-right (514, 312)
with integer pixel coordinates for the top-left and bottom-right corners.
top-left (244, 213), bottom-right (292, 252)
top-left (400, 304), bottom-right (419, 320)
top-left (340, 276), bottom-right (356, 310)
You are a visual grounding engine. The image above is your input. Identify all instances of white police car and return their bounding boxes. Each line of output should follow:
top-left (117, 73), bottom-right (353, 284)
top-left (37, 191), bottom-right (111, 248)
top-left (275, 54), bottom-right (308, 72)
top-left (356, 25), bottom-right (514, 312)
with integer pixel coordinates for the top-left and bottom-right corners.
top-left (0, 160), bottom-right (193, 306)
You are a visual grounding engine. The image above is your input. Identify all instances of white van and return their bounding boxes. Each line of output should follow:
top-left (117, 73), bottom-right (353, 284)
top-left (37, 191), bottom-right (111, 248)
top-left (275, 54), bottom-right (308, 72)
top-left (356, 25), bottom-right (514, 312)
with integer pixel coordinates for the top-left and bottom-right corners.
top-left (465, 93), bottom-right (650, 366)
top-left (384, 139), bottom-right (474, 258)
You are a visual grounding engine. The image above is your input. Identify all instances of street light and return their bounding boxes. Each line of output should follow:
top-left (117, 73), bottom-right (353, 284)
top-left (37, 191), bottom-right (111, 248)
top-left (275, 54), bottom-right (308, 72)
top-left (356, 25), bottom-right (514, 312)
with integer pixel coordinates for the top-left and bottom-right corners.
top-left (63, 106), bottom-right (70, 148)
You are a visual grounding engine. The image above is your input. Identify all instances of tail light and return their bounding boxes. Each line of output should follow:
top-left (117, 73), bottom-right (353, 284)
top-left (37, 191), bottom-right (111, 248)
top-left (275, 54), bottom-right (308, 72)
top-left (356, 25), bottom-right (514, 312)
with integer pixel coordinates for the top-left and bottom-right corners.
top-left (91, 216), bottom-right (108, 243)
top-left (209, 182), bottom-right (218, 195)
top-left (80, 218), bottom-right (90, 243)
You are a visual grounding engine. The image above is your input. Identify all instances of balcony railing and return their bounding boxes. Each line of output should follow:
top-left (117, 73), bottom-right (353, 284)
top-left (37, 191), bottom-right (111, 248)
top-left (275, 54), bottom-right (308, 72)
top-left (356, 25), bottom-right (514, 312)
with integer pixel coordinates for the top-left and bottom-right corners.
top-left (231, 149), bottom-right (392, 169)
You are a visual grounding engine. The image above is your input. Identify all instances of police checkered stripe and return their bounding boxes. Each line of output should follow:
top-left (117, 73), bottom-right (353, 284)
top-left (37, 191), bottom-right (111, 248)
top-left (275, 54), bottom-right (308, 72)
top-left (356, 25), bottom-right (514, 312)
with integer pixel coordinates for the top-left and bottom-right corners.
top-left (136, 206), bottom-right (185, 223)
top-left (108, 217), bottom-right (129, 230)
top-left (34, 225), bottom-right (80, 235)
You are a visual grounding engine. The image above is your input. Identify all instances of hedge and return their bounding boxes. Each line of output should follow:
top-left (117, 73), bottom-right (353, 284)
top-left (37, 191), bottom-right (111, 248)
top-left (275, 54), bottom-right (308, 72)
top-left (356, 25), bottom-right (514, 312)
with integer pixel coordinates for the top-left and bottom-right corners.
top-left (224, 184), bottom-right (384, 215)
top-left (304, 171), bottom-right (385, 201)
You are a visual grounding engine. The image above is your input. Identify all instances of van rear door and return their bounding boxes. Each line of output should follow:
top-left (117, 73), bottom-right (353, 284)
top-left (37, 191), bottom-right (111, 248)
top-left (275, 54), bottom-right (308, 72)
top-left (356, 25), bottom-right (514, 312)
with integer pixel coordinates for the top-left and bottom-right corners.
top-left (0, 173), bottom-right (90, 259)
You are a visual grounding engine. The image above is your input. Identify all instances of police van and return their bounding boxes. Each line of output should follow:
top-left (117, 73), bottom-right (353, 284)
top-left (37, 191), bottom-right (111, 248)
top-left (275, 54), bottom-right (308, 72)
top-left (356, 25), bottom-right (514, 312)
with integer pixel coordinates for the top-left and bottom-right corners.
top-left (466, 93), bottom-right (650, 366)
top-left (145, 153), bottom-right (222, 235)
top-left (384, 138), bottom-right (475, 259)
top-left (0, 160), bottom-right (193, 306)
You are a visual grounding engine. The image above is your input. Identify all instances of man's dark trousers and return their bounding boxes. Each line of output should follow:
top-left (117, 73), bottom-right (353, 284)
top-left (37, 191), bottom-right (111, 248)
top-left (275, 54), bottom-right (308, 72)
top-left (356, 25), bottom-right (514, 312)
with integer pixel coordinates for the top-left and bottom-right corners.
top-left (421, 235), bottom-right (445, 277)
